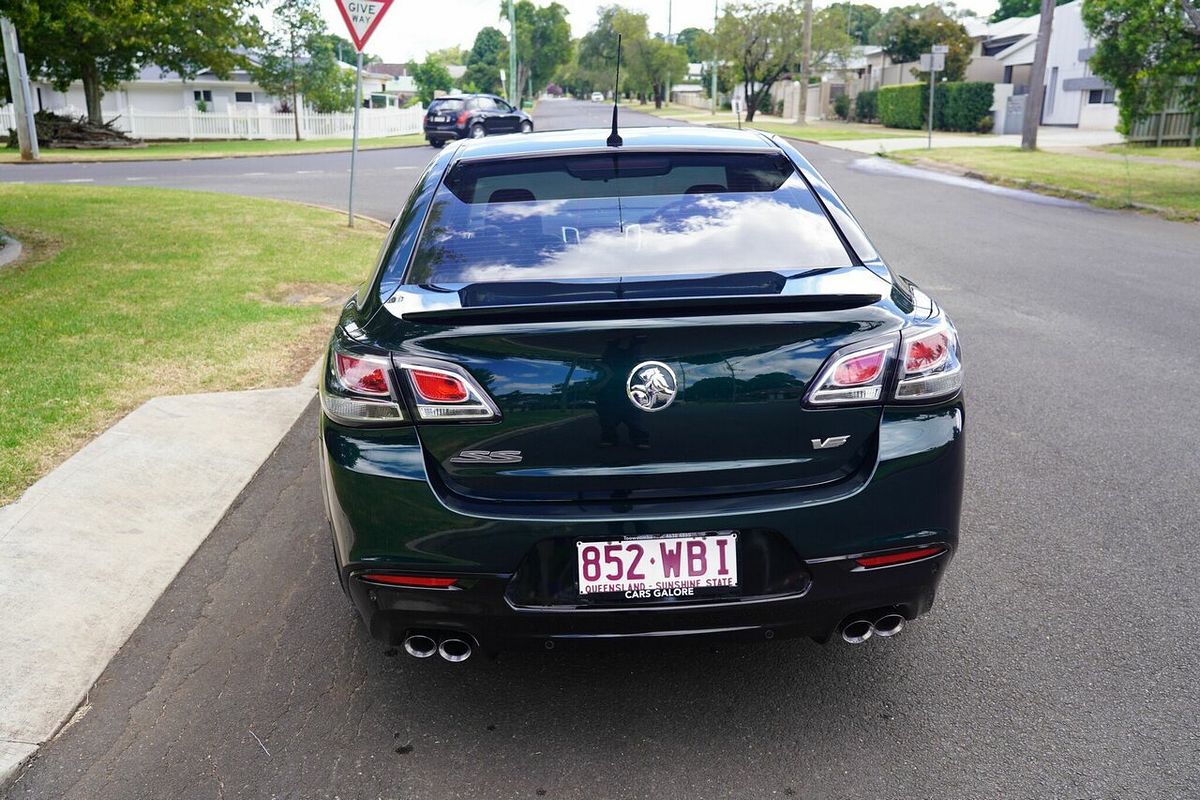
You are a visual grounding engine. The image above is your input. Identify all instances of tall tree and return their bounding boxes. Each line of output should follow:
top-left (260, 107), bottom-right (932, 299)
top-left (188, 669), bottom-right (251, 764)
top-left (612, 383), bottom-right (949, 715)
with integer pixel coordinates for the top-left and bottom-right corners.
top-left (1083, 0), bottom-right (1200, 132)
top-left (992, 0), bottom-right (1069, 23)
top-left (874, 5), bottom-right (973, 82)
top-left (464, 26), bottom-right (507, 94)
top-left (3, 0), bottom-right (261, 125)
top-left (407, 54), bottom-right (453, 105)
top-left (499, 1), bottom-right (572, 105)
top-left (1021, 0), bottom-right (1055, 150)
top-left (715, 1), bottom-right (805, 122)
top-left (675, 27), bottom-right (708, 61)
top-left (254, 0), bottom-right (324, 140)
top-left (825, 3), bottom-right (882, 46)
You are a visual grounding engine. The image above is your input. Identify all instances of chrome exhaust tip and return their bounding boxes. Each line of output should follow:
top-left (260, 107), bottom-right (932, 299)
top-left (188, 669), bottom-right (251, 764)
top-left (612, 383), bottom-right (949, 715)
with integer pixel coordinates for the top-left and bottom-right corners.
top-left (402, 633), bottom-right (438, 659)
top-left (841, 619), bottom-right (874, 645)
top-left (438, 636), bottom-right (473, 663)
top-left (873, 613), bottom-right (905, 638)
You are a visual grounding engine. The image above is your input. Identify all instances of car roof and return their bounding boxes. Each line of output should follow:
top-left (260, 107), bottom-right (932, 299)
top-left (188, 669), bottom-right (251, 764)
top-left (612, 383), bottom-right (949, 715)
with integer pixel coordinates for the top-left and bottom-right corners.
top-left (449, 126), bottom-right (779, 161)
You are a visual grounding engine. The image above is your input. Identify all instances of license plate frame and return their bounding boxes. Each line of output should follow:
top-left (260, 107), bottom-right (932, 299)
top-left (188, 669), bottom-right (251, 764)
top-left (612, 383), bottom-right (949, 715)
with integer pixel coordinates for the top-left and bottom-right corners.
top-left (576, 531), bottom-right (739, 602)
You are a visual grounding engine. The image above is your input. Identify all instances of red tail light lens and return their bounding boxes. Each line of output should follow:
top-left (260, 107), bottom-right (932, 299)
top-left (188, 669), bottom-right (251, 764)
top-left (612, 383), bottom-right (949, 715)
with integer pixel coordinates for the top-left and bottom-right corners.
top-left (334, 352), bottom-right (390, 396)
top-left (833, 349), bottom-right (886, 386)
top-left (855, 545), bottom-right (945, 569)
top-left (410, 369), bottom-right (469, 403)
top-left (457, 110), bottom-right (470, 126)
top-left (904, 331), bottom-right (950, 373)
top-left (360, 573), bottom-right (458, 588)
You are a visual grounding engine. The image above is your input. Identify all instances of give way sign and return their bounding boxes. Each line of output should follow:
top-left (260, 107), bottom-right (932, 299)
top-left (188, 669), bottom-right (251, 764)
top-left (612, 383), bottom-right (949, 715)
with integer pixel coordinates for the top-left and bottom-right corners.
top-left (334, 0), bottom-right (394, 52)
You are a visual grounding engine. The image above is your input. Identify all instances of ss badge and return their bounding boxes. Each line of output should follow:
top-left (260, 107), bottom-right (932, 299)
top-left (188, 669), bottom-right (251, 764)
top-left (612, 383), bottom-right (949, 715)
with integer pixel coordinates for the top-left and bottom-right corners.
top-left (451, 450), bottom-right (523, 464)
top-left (811, 436), bottom-right (851, 450)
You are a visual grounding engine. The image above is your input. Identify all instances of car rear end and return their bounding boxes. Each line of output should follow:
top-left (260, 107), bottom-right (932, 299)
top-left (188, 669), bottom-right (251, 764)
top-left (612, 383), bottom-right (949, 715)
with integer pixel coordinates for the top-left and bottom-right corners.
top-left (423, 98), bottom-right (465, 145)
top-left (319, 131), bottom-right (965, 660)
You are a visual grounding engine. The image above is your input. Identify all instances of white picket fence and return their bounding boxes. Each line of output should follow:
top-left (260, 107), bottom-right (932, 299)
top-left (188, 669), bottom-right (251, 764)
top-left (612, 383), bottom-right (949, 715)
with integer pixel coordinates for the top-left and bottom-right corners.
top-left (0, 104), bottom-right (426, 141)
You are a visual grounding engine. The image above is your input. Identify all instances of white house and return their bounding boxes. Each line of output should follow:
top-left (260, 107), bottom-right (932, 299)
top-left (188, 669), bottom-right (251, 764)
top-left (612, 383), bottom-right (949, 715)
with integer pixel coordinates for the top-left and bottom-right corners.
top-left (990, 0), bottom-right (1118, 130)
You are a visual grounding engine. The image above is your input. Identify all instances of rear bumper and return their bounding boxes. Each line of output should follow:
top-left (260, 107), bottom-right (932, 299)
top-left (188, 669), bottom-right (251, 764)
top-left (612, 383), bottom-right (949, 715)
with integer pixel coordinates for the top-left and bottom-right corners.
top-left (423, 124), bottom-right (463, 141)
top-left (321, 398), bottom-right (965, 652)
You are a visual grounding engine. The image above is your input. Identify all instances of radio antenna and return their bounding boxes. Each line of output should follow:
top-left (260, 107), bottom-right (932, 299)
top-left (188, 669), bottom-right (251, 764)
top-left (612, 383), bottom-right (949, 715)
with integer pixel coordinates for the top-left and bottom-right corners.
top-left (607, 34), bottom-right (623, 147)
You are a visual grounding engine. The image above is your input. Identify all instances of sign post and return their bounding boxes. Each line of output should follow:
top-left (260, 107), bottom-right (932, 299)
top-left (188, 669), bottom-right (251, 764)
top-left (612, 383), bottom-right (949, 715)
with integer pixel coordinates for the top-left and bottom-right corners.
top-left (333, 0), bottom-right (395, 227)
top-left (0, 17), bottom-right (38, 161)
top-left (921, 45), bottom-right (948, 150)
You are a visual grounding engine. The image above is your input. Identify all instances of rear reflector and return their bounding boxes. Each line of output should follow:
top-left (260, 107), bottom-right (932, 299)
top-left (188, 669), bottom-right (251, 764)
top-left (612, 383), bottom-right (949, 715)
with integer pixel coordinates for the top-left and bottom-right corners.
top-left (359, 573), bottom-right (458, 588)
top-left (855, 545), bottom-right (945, 569)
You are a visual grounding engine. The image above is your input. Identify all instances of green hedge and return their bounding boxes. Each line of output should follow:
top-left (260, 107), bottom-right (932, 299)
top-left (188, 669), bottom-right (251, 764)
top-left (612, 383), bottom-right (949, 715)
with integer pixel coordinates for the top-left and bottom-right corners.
top-left (878, 82), bottom-right (994, 133)
top-left (853, 89), bottom-right (878, 122)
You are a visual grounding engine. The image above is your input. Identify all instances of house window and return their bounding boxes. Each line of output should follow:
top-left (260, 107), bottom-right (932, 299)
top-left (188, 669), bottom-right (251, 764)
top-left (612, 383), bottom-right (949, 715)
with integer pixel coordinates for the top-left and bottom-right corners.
top-left (193, 90), bottom-right (213, 103)
top-left (234, 91), bottom-right (254, 103)
top-left (1087, 88), bottom-right (1115, 104)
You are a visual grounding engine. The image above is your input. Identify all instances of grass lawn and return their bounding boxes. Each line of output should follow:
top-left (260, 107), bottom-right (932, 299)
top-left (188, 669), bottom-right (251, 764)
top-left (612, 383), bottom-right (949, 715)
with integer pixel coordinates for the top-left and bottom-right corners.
top-left (889, 146), bottom-right (1200, 219)
top-left (729, 121), bottom-right (918, 142)
top-left (0, 133), bottom-right (425, 163)
top-left (1096, 144), bottom-right (1200, 163)
top-left (0, 184), bottom-right (385, 503)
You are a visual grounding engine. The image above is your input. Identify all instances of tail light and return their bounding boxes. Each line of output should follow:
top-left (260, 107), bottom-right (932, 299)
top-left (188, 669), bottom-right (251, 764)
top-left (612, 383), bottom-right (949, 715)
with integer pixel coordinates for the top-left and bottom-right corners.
top-left (457, 110), bottom-right (470, 126)
top-left (320, 344), bottom-right (405, 425)
top-left (895, 323), bottom-right (962, 401)
top-left (359, 573), bottom-right (458, 588)
top-left (397, 359), bottom-right (500, 421)
top-left (854, 544), bottom-right (946, 569)
top-left (806, 338), bottom-right (897, 406)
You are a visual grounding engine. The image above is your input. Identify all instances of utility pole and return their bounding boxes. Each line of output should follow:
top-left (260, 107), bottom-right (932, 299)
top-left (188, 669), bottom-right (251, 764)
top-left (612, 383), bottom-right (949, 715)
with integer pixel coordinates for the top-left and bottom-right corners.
top-left (1022, 0), bottom-right (1056, 151)
top-left (508, 0), bottom-right (518, 107)
top-left (1, 16), bottom-right (38, 160)
top-left (710, 0), bottom-right (719, 115)
top-left (796, 0), bottom-right (813, 125)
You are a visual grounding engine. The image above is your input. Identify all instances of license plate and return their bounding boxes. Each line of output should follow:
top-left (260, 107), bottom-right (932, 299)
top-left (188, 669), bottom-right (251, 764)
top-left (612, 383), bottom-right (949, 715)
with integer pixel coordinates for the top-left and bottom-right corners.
top-left (577, 532), bottom-right (738, 600)
top-left (430, 115), bottom-right (446, 122)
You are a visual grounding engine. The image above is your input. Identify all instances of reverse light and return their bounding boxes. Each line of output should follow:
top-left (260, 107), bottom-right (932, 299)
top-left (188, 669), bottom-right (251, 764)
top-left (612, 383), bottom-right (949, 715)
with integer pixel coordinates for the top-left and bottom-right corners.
top-left (806, 339), bottom-right (897, 406)
top-left (320, 346), bottom-right (405, 425)
top-left (359, 573), bottom-right (458, 588)
top-left (855, 545), bottom-right (946, 569)
top-left (398, 360), bottom-right (500, 421)
top-left (895, 324), bottom-right (962, 401)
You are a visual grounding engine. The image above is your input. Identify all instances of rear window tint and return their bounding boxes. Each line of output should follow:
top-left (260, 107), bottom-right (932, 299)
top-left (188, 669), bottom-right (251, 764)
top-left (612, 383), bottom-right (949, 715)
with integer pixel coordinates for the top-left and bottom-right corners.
top-left (399, 152), bottom-right (851, 285)
top-left (428, 99), bottom-right (463, 112)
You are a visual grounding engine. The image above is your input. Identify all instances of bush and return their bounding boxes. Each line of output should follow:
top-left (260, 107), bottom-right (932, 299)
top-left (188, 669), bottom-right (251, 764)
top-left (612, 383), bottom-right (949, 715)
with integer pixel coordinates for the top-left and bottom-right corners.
top-left (833, 94), bottom-right (851, 120)
top-left (878, 82), bottom-right (993, 132)
top-left (854, 89), bottom-right (878, 123)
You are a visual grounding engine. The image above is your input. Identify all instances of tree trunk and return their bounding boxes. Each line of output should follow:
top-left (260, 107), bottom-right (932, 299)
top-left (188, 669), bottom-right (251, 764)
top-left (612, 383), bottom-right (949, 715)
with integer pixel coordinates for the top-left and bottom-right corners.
top-left (797, 0), bottom-right (814, 125)
top-left (743, 75), bottom-right (755, 121)
top-left (290, 31), bottom-right (301, 141)
top-left (81, 60), bottom-right (104, 125)
top-left (1021, 0), bottom-right (1056, 151)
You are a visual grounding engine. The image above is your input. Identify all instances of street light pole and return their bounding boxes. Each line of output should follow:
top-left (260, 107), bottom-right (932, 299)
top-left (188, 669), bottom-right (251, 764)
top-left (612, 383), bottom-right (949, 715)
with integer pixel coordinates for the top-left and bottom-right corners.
top-left (1, 16), bottom-right (38, 160)
top-left (710, 0), bottom-right (718, 115)
top-left (508, 0), bottom-right (518, 107)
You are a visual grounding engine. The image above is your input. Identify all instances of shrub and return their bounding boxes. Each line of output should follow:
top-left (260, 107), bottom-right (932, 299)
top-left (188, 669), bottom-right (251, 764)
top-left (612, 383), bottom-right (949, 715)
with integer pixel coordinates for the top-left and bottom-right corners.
top-left (833, 94), bottom-right (851, 120)
top-left (854, 89), bottom-right (878, 122)
top-left (878, 81), bottom-right (993, 132)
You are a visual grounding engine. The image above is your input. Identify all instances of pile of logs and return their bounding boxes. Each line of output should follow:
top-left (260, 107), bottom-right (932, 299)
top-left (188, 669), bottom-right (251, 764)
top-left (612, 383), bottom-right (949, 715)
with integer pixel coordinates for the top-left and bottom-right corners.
top-left (6, 110), bottom-right (146, 149)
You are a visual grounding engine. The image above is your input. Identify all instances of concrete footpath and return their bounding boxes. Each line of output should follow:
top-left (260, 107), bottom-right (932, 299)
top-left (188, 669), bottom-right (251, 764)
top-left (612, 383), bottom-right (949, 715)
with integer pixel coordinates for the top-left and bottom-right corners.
top-left (0, 380), bottom-right (317, 783)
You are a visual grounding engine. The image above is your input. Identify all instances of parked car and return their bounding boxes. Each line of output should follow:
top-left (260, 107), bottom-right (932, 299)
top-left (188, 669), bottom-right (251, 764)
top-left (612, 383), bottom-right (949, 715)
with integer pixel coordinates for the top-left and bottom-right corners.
top-left (423, 94), bottom-right (533, 147)
top-left (319, 126), bottom-right (965, 663)
top-left (590, 91), bottom-right (605, 102)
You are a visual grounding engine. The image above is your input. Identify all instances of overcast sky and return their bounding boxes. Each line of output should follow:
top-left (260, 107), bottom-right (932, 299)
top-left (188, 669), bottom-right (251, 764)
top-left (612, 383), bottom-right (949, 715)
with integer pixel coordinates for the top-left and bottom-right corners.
top-left (315, 0), bottom-right (1001, 63)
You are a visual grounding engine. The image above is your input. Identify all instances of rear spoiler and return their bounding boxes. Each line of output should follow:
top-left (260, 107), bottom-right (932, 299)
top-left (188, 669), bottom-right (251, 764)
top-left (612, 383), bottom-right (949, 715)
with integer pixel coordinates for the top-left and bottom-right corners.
top-left (396, 293), bottom-right (881, 325)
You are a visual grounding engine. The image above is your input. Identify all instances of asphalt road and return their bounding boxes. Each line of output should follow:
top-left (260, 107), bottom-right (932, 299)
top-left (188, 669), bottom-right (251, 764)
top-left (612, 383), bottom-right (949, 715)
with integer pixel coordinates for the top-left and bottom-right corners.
top-left (5, 99), bottom-right (1199, 799)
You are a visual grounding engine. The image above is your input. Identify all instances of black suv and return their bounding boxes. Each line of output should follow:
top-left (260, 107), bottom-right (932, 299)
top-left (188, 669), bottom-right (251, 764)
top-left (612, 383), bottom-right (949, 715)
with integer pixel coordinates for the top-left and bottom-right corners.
top-left (423, 94), bottom-right (534, 147)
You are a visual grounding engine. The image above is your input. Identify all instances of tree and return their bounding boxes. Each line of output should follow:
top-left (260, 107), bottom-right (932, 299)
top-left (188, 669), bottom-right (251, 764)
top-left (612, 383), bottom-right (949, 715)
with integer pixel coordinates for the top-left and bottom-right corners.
top-left (1083, 0), bottom-right (1200, 132)
top-left (428, 45), bottom-right (467, 66)
top-left (407, 54), bottom-right (453, 105)
top-left (3, 0), bottom-right (260, 125)
top-left (675, 27), bottom-right (708, 61)
top-left (643, 36), bottom-right (689, 108)
top-left (300, 37), bottom-right (356, 113)
top-left (992, 0), bottom-right (1070, 23)
top-left (254, 0), bottom-right (326, 139)
top-left (825, 3), bottom-right (882, 46)
top-left (716, 1), bottom-right (805, 122)
top-left (464, 26), bottom-right (507, 94)
top-left (499, 1), bottom-right (572, 105)
top-left (315, 33), bottom-right (381, 66)
top-left (874, 5), bottom-right (973, 82)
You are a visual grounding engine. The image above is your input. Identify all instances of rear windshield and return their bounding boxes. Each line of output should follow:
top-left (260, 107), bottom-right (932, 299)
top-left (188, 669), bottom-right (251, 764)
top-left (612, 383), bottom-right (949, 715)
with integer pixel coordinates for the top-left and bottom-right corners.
top-left (400, 152), bottom-right (850, 284)
top-left (428, 99), bottom-right (463, 112)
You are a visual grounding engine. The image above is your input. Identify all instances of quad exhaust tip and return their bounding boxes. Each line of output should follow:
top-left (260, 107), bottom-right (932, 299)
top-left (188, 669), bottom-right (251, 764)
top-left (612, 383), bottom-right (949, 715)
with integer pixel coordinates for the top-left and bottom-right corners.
top-left (403, 633), bottom-right (438, 659)
top-left (840, 612), bottom-right (907, 644)
top-left (438, 636), bottom-right (473, 663)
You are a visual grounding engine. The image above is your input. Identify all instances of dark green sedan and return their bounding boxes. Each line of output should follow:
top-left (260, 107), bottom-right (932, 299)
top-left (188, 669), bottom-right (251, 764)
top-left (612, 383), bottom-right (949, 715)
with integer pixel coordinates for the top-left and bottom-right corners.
top-left (319, 126), bottom-right (964, 663)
